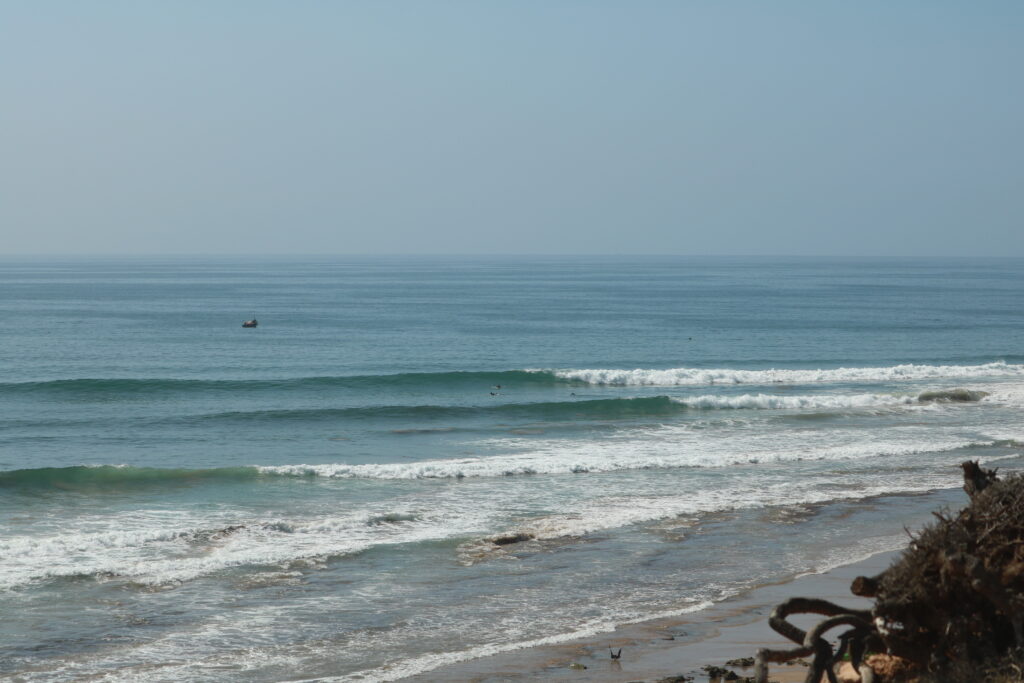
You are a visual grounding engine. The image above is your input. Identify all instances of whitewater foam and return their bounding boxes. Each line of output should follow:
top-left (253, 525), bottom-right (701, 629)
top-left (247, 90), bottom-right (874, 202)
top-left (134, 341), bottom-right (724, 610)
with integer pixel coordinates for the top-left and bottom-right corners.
top-left (259, 432), bottom-right (991, 481)
top-left (0, 505), bottom-right (492, 591)
top-left (547, 361), bottom-right (1024, 386)
top-left (672, 392), bottom-right (916, 410)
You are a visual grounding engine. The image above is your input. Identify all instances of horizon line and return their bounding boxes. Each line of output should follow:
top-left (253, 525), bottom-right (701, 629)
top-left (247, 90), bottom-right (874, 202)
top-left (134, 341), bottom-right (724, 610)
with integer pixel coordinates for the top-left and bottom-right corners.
top-left (3, 253), bottom-right (1024, 260)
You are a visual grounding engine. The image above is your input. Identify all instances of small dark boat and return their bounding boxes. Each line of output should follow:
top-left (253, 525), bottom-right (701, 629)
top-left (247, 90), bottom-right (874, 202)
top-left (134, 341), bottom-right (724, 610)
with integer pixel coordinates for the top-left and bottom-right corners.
top-left (242, 318), bottom-right (258, 328)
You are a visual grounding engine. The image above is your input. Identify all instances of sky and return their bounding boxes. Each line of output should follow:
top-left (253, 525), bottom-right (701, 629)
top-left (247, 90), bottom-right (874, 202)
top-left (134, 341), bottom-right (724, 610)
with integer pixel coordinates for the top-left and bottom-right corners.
top-left (2, 1), bottom-right (1023, 256)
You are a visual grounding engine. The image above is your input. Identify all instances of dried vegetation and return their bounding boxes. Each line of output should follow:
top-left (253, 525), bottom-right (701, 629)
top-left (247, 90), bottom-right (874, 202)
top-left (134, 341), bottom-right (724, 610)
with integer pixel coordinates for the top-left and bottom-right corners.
top-left (754, 461), bottom-right (1024, 683)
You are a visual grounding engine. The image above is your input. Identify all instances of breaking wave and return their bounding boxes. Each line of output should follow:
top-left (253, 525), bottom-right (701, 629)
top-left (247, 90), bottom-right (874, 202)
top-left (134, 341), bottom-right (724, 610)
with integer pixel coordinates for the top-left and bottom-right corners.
top-left (0, 464), bottom-right (260, 490)
top-left (4, 362), bottom-right (1020, 399)
top-left (550, 362), bottom-right (1024, 386)
top-left (4, 436), bottom-right (1014, 492)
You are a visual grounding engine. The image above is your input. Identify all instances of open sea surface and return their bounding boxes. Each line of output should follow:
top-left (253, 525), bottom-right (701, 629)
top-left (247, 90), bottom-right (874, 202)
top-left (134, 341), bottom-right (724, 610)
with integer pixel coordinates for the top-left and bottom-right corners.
top-left (2, 256), bottom-right (1023, 681)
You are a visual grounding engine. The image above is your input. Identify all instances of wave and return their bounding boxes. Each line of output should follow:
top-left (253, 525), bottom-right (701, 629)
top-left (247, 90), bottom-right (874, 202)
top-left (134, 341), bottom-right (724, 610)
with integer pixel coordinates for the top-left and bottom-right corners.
top-left (0, 370), bottom-right (569, 398)
top-left (917, 388), bottom-right (989, 402)
top-left (0, 464), bottom-right (261, 490)
top-left (550, 361), bottom-right (1024, 386)
top-left (181, 396), bottom-right (688, 424)
top-left (4, 362), bottom-right (1021, 398)
top-left (0, 465), bottom-right (970, 593)
top-left (675, 393), bottom-right (915, 410)
top-left (259, 438), bottom-right (1005, 480)
top-left (6, 434), bottom-right (1016, 491)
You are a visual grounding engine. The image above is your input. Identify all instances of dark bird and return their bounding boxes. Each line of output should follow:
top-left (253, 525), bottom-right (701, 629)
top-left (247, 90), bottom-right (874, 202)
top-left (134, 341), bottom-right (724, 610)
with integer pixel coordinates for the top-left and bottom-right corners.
top-left (609, 648), bottom-right (622, 660)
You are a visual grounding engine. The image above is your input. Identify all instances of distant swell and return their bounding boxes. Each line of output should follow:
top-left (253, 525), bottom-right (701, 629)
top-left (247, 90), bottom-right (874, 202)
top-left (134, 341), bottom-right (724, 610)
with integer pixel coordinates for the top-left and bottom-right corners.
top-left (185, 396), bottom-right (693, 425)
top-left (89, 392), bottom-right (929, 427)
top-left (0, 371), bottom-right (570, 397)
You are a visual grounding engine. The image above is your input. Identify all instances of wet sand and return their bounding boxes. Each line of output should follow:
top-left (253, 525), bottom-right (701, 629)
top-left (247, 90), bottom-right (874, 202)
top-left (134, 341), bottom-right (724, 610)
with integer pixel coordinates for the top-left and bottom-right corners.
top-left (404, 550), bottom-right (898, 683)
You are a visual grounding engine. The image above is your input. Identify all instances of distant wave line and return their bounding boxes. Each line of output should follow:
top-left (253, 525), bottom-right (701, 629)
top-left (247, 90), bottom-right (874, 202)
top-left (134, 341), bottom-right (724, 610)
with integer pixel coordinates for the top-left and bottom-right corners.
top-left (0, 371), bottom-right (569, 396)
top-left (2, 390), bottom-right (979, 430)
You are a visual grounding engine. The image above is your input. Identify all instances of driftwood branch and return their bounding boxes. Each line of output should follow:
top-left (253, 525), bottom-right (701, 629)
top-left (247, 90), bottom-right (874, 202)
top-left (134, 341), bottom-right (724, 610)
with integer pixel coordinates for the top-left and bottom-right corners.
top-left (754, 598), bottom-right (870, 683)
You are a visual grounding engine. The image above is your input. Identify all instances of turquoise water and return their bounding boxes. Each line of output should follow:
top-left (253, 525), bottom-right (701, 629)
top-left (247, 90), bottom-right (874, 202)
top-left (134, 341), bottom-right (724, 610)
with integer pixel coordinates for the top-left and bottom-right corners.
top-left (2, 256), bottom-right (1023, 681)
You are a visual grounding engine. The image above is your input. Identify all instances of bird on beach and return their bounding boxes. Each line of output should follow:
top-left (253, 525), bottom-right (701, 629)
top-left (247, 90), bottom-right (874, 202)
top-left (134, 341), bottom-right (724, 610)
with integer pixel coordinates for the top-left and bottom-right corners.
top-left (609, 648), bottom-right (622, 660)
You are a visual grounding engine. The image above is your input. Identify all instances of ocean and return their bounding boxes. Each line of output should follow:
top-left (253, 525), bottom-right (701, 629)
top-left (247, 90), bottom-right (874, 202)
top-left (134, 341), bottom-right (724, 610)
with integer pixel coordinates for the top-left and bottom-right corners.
top-left (2, 255), bottom-right (1023, 681)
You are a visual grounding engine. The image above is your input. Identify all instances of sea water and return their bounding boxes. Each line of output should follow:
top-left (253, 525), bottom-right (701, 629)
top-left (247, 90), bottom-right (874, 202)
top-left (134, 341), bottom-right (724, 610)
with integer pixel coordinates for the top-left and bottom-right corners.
top-left (1, 256), bottom-right (1023, 681)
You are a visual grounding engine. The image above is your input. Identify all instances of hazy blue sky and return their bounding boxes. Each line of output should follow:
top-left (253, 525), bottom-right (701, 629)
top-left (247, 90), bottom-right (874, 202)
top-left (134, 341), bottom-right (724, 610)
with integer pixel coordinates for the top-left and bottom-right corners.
top-left (3, 2), bottom-right (1022, 256)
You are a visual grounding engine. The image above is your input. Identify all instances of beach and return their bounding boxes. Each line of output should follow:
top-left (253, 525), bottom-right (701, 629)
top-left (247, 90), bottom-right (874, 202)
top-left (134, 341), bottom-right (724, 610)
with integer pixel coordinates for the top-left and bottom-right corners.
top-left (403, 550), bottom-right (894, 683)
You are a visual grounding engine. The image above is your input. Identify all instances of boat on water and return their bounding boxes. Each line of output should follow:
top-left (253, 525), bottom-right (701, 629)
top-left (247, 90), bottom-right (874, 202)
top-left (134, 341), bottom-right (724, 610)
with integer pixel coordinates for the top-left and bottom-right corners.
top-left (242, 317), bottom-right (258, 328)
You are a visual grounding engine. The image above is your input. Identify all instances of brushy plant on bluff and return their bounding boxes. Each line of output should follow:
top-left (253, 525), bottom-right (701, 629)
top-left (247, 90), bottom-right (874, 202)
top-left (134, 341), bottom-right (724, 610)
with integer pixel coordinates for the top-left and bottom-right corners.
top-left (755, 462), bottom-right (1024, 683)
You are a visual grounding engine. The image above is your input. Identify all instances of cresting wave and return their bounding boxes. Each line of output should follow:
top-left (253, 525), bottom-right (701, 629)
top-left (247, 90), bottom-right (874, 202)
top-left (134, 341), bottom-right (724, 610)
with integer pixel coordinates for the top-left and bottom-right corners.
top-left (4, 362), bottom-right (1021, 397)
top-left (261, 439), bottom-right (1003, 480)
top-left (4, 438), bottom-right (1018, 490)
top-left (0, 464), bottom-right (261, 489)
top-left (550, 361), bottom-right (1024, 386)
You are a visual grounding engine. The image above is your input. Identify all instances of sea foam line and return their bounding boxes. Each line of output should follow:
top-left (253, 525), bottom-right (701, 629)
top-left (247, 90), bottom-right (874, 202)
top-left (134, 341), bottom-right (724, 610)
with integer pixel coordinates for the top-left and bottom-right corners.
top-left (308, 600), bottom-right (716, 683)
top-left (258, 437), bottom-right (994, 480)
top-left (673, 392), bottom-right (916, 410)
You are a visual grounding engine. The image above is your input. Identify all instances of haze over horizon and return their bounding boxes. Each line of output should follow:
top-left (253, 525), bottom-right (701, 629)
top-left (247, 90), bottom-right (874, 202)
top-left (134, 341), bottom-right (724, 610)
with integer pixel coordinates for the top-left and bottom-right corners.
top-left (4, 2), bottom-right (1023, 257)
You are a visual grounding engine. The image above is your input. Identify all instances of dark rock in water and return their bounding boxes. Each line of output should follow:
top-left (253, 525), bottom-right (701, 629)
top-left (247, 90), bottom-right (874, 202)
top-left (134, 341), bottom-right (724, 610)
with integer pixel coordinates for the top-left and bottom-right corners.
top-left (366, 513), bottom-right (419, 526)
top-left (701, 665), bottom-right (740, 679)
top-left (725, 656), bottom-right (755, 667)
top-left (917, 388), bottom-right (989, 403)
top-left (492, 533), bottom-right (534, 546)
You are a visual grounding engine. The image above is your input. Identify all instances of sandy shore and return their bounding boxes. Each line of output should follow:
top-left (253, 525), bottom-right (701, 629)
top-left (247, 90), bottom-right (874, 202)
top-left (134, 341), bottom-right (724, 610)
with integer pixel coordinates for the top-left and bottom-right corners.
top-left (403, 550), bottom-right (898, 683)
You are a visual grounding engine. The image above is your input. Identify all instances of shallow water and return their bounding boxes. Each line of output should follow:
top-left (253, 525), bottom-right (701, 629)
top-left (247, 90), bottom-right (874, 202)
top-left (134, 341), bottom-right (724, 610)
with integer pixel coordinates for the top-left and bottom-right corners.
top-left (2, 256), bottom-right (1023, 681)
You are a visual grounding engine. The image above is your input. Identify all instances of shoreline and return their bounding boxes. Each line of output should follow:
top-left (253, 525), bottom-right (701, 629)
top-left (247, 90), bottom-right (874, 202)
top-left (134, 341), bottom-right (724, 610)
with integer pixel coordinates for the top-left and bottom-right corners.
top-left (400, 549), bottom-right (899, 683)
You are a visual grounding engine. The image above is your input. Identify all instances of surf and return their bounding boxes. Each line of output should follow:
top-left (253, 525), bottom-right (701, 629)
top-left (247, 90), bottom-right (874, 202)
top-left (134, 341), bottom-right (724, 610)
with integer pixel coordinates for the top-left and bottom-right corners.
top-left (4, 362), bottom-right (1021, 399)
